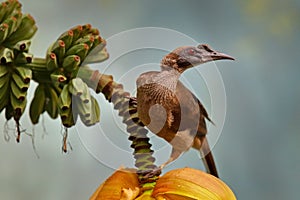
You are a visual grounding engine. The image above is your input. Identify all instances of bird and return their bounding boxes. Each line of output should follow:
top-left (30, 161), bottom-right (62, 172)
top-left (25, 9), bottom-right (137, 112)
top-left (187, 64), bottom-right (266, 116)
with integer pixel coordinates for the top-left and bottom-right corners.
top-left (136, 44), bottom-right (234, 177)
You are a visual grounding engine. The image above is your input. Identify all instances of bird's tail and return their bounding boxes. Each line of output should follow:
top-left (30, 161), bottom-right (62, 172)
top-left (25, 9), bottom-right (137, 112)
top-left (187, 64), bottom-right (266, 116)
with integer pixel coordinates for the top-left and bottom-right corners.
top-left (200, 137), bottom-right (219, 177)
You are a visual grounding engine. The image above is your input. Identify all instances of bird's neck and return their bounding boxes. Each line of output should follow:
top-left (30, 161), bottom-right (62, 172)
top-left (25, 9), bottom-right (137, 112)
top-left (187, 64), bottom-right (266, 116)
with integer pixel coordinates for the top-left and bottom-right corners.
top-left (154, 66), bottom-right (181, 92)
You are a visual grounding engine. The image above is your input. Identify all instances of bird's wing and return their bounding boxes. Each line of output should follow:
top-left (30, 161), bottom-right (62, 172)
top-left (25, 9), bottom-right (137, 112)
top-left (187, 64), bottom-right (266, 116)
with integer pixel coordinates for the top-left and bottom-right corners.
top-left (175, 81), bottom-right (212, 132)
top-left (176, 81), bottom-right (218, 177)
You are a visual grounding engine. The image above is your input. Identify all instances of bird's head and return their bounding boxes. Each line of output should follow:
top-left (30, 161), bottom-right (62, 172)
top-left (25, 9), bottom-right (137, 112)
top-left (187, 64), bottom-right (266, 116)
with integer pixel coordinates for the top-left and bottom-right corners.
top-left (161, 44), bottom-right (235, 73)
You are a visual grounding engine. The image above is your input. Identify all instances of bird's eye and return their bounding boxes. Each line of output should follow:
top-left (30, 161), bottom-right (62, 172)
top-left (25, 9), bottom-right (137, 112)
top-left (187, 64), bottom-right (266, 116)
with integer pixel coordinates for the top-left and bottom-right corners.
top-left (187, 48), bottom-right (195, 55)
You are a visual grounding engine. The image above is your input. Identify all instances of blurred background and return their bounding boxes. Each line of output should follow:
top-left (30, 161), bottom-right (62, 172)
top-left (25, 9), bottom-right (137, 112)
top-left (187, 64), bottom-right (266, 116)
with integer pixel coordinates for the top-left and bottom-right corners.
top-left (1, 0), bottom-right (300, 199)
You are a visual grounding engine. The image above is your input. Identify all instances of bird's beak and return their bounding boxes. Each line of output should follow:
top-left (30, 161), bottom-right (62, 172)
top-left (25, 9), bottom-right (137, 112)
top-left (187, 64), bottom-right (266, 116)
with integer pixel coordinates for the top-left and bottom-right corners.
top-left (196, 44), bottom-right (235, 63)
top-left (209, 52), bottom-right (235, 61)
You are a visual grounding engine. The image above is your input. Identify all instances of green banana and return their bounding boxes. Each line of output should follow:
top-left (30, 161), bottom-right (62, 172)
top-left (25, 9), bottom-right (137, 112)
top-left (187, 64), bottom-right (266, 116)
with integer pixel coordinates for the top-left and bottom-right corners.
top-left (29, 84), bottom-right (46, 124)
top-left (50, 39), bottom-right (65, 64)
top-left (65, 43), bottom-right (89, 61)
top-left (45, 86), bottom-right (59, 119)
top-left (46, 52), bottom-right (58, 71)
top-left (74, 34), bottom-right (94, 48)
top-left (58, 29), bottom-right (74, 50)
top-left (15, 52), bottom-right (33, 64)
top-left (14, 66), bottom-right (32, 83)
top-left (0, 2), bottom-right (7, 23)
top-left (0, 74), bottom-right (10, 100)
top-left (2, 15), bottom-right (19, 40)
top-left (0, 65), bottom-right (8, 78)
top-left (10, 89), bottom-right (27, 114)
top-left (70, 25), bottom-right (83, 44)
top-left (0, 23), bottom-right (9, 43)
top-left (90, 35), bottom-right (104, 50)
top-left (0, 70), bottom-right (10, 88)
top-left (0, 0), bottom-right (21, 23)
top-left (62, 54), bottom-right (80, 72)
top-left (80, 24), bottom-right (92, 36)
top-left (58, 84), bottom-right (72, 112)
top-left (12, 73), bottom-right (29, 91)
top-left (50, 70), bottom-right (67, 84)
top-left (0, 47), bottom-right (14, 64)
top-left (10, 78), bottom-right (26, 101)
top-left (0, 95), bottom-right (8, 113)
top-left (12, 39), bottom-right (31, 52)
top-left (60, 106), bottom-right (76, 128)
top-left (5, 14), bottom-right (37, 44)
top-left (5, 102), bottom-right (14, 120)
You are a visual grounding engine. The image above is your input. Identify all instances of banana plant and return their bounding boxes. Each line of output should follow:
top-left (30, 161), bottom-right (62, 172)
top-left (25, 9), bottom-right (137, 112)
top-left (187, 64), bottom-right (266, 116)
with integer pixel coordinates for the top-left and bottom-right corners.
top-left (0, 0), bottom-right (109, 144)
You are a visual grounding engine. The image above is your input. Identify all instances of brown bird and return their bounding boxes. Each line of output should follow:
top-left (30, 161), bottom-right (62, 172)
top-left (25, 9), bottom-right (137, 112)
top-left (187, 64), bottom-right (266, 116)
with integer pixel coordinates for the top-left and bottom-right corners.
top-left (136, 44), bottom-right (234, 177)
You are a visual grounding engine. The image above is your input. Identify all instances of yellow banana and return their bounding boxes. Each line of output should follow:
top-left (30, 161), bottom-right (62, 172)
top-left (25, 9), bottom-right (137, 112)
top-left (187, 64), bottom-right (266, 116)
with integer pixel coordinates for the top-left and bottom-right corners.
top-left (29, 84), bottom-right (46, 124)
